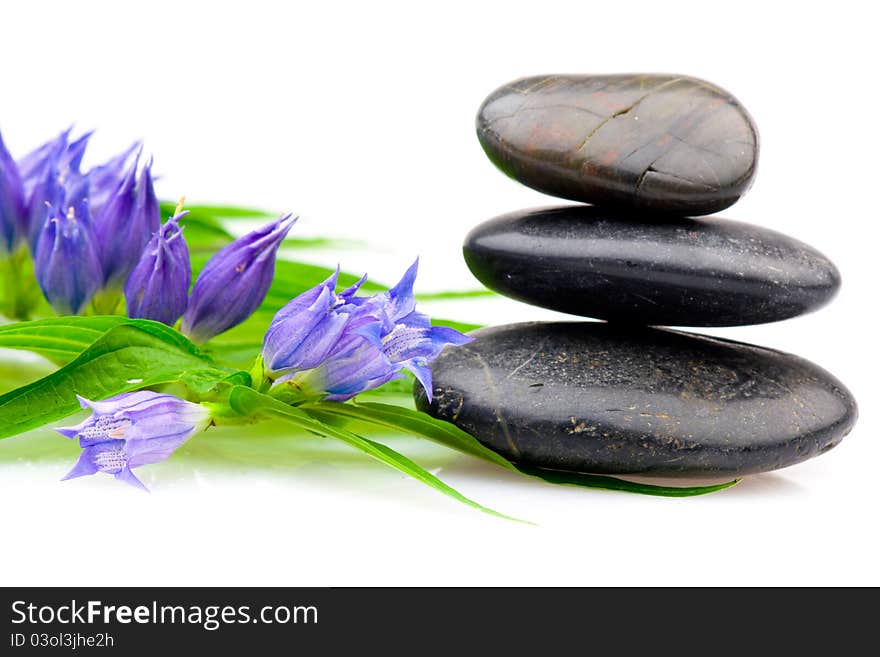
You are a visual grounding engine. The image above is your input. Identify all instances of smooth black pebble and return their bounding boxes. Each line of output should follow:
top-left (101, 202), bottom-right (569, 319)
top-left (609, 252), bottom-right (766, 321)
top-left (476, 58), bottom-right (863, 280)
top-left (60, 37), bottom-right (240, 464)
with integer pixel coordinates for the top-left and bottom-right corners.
top-left (477, 74), bottom-right (758, 215)
top-left (415, 322), bottom-right (857, 477)
top-left (464, 206), bottom-right (841, 327)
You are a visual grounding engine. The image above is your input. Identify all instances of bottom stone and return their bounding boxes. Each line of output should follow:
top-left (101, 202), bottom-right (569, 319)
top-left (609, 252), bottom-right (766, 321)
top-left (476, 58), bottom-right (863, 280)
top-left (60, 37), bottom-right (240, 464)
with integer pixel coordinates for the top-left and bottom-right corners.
top-left (415, 322), bottom-right (857, 477)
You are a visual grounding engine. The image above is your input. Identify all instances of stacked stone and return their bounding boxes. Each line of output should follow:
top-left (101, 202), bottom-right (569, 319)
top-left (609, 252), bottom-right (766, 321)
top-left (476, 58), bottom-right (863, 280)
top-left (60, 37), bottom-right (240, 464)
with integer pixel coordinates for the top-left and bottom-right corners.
top-left (416, 74), bottom-right (857, 479)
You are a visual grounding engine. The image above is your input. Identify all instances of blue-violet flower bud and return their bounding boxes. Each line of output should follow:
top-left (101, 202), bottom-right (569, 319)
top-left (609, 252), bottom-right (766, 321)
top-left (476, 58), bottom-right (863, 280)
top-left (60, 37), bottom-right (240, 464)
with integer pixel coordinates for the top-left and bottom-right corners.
top-left (24, 139), bottom-right (66, 251)
top-left (19, 129), bottom-right (97, 250)
top-left (34, 200), bottom-right (103, 314)
top-left (0, 130), bottom-right (27, 254)
top-left (181, 214), bottom-right (296, 344)
top-left (94, 152), bottom-right (160, 286)
top-left (17, 128), bottom-right (70, 199)
top-left (57, 391), bottom-right (211, 491)
top-left (61, 130), bottom-right (93, 176)
top-left (87, 141), bottom-right (141, 220)
top-left (124, 210), bottom-right (191, 325)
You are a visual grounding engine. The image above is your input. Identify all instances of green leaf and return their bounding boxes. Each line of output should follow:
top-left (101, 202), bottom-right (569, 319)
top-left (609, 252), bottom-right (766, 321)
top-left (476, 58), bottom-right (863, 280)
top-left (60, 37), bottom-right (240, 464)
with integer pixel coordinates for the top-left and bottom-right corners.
top-left (0, 320), bottom-right (236, 440)
top-left (517, 465), bottom-right (741, 497)
top-left (162, 202), bottom-right (275, 220)
top-left (159, 201), bottom-right (273, 221)
top-left (0, 316), bottom-right (128, 364)
top-left (416, 290), bottom-right (495, 301)
top-left (305, 401), bottom-right (516, 471)
top-left (176, 214), bottom-right (236, 253)
top-left (162, 201), bottom-right (359, 254)
top-left (259, 259), bottom-right (493, 307)
top-left (307, 400), bottom-right (737, 497)
top-left (191, 253), bottom-right (495, 317)
top-left (169, 201), bottom-right (495, 315)
top-left (227, 386), bottom-right (524, 522)
top-left (429, 318), bottom-right (483, 334)
top-left (0, 359), bottom-right (55, 394)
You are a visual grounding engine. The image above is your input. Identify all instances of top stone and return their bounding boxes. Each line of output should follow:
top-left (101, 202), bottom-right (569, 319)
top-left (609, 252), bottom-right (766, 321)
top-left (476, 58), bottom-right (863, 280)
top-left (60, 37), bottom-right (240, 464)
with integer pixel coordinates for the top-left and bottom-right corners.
top-left (477, 74), bottom-right (759, 215)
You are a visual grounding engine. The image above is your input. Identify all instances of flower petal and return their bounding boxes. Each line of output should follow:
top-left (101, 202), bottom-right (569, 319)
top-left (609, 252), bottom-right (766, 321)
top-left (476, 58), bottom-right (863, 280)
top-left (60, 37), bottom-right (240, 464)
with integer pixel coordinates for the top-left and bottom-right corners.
top-left (400, 357), bottom-right (434, 401)
top-left (386, 258), bottom-right (419, 322)
top-left (87, 141), bottom-right (141, 218)
top-left (93, 151), bottom-right (144, 285)
top-left (33, 203), bottom-right (103, 314)
top-left (114, 466), bottom-right (149, 492)
top-left (0, 130), bottom-right (28, 253)
top-left (124, 430), bottom-right (195, 469)
top-left (55, 416), bottom-right (92, 440)
top-left (76, 391), bottom-right (162, 415)
top-left (61, 450), bottom-right (100, 480)
top-left (338, 272), bottom-right (368, 300)
top-left (17, 128), bottom-right (71, 191)
top-left (62, 131), bottom-right (93, 174)
top-left (124, 210), bottom-right (191, 325)
top-left (181, 214), bottom-right (297, 343)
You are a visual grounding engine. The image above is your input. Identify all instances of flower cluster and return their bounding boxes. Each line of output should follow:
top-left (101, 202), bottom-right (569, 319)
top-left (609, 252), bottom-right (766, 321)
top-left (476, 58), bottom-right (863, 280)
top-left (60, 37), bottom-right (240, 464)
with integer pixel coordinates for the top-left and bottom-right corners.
top-left (0, 129), bottom-right (157, 312)
top-left (59, 261), bottom-right (472, 489)
top-left (126, 207), bottom-right (295, 342)
top-left (261, 260), bottom-right (472, 401)
top-left (1, 128), bottom-right (294, 342)
top-left (8, 130), bottom-right (474, 490)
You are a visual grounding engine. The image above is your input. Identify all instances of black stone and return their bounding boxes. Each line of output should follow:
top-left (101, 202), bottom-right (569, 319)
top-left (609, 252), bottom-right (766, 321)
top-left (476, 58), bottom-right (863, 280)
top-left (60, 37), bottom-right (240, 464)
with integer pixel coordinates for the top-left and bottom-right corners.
top-left (477, 74), bottom-right (759, 215)
top-left (464, 206), bottom-right (840, 327)
top-left (415, 323), bottom-right (857, 477)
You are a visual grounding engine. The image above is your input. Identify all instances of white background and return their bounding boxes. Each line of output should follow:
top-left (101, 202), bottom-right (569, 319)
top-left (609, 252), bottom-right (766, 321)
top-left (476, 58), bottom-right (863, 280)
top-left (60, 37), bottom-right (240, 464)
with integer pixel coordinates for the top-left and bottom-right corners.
top-left (0, 0), bottom-right (877, 586)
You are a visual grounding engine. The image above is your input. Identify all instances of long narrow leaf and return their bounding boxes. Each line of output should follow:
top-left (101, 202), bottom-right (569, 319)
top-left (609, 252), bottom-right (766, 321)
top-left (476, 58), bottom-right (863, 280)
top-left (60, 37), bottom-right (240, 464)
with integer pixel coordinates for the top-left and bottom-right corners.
top-left (305, 401), bottom-right (516, 471)
top-left (518, 465), bottom-right (741, 497)
top-left (307, 400), bottom-right (739, 497)
top-left (159, 201), bottom-right (273, 220)
top-left (227, 386), bottom-right (523, 521)
top-left (416, 290), bottom-right (495, 301)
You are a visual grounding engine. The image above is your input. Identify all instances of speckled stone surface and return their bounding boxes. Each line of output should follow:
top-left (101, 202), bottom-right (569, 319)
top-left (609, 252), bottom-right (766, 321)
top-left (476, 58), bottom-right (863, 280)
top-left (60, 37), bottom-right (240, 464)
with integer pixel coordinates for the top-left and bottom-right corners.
top-left (415, 322), bottom-right (857, 477)
top-left (477, 74), bottom-right (758, 215)
top-left (463, 206), bottom-right (841, 327)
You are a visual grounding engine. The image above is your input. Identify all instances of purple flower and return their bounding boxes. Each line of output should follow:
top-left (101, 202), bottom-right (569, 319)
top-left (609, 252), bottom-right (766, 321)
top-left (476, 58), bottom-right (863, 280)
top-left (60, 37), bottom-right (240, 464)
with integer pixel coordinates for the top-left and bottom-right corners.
top-left (18, 130), bottom-right (100, 248)
top-left (87, 141), bottom-right (141, 220)
top-left (262, 260), bottom-right (472, 402)
top-left (17, 128), bottom-right (71, 199)
top-left (34, 201), bottom-right (103, 315)
top-left (181, 214), bottom-right (296, 344)
top-left (12, 129), bottom-right (152, 280)
top-left (94, 153), bottom-right (161, 287)
top-left (124, 210), bottom-right (191, 325)
top-left (57, 391), bottom-right (211, 491)
top-left (61, 131), bottom-right (93, 175)
top-left (0, 130), bottom-right (26, 254)
top-left (23, 137), bottom-right (67, 250)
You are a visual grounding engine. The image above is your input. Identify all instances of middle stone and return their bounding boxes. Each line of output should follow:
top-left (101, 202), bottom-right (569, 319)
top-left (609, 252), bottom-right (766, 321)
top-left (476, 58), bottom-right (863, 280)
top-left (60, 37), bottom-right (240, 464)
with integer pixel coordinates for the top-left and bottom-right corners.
top-left (464, 206), bottom-right (840, 327)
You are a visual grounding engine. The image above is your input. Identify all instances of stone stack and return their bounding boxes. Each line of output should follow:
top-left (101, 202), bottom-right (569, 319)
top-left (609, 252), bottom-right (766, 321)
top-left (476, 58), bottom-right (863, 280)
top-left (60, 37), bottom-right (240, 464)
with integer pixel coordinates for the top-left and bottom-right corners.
top-left (416, 74), bottom-right (857, 479)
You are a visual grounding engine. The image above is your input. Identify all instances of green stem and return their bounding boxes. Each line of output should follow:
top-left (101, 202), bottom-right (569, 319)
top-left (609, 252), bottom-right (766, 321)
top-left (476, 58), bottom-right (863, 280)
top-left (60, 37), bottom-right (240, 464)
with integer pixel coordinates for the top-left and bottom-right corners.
top-left (90, 287), bottom-right (124, 316)
top-left (1, 246), bottom-right (38, 321)
top-left (248, 354), bottom-right (271, 393)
